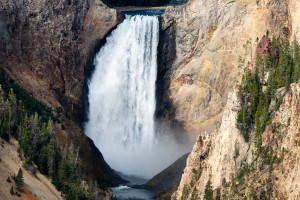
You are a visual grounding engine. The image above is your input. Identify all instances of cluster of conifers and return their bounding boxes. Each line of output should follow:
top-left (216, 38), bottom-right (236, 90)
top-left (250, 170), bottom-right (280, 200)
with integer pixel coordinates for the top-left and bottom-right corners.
top-left (237, 35), bottom-right (300, 152)
top-left (0, 69), bottom-right (99, 200)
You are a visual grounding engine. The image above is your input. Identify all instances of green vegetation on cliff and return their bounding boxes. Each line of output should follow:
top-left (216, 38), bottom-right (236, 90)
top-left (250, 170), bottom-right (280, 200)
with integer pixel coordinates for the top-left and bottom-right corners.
top-left (215, 35), bottom-right (300, 200)
top-left (0, 70), bottom-right (102, 200)
top-left (14, 168), bottom-right (24, 191)
top-left (236, 35), bottom-right (300, 153)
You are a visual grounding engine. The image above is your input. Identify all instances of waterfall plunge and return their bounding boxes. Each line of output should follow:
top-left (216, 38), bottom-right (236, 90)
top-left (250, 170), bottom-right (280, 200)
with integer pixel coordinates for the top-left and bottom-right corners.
top-left (85, 15), bottom-right (188, 178)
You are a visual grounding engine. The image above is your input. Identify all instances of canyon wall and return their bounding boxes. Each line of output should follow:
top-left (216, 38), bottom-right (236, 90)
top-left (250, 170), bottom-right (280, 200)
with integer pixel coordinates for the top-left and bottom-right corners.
top-left (167, 0), bottom-right (300, 199)
top-left (158, 0), bottom-right (292, 135)
top-left (0, 0), bottom-right (120, 120)
top-left (174, 81), bottom-right (300, 199)
top-left (0, 0), bottom-right (124, 187)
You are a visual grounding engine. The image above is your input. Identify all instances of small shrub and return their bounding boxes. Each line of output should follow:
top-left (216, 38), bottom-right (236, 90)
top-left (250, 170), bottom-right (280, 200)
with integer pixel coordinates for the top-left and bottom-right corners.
top-left (190, 179), bottom-right (194, 187)
top-left (65, 112), bottom-right (71, 119)
top-left (191, 187), bottom-right (198, 200)
top-left (234, 142), bottom-right (240, 160)
top-left (10, 186), bottom-right (14, 195)
top-left (7, 176), bottom-right (11, 183)
top-left (274, 95), bottom-right (284, 111)
top-left (15, 191), bottom-right (21, 197)
top-left (56, 107), bottom-right (63, 115)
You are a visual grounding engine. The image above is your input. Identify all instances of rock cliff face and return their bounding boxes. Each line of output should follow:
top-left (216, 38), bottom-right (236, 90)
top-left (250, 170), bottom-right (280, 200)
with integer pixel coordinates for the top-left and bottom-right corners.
top-left (0, 0), bottom-right (124, 187)
top-left (158, 0), bottom-right (295, 134)
top-left (165, 0), bottom-right (300, 198)
top-left (174, 81), bottom-right (300, 200)
top-left (174, 90), bottom-right (254, 199)
top-left (0, 0), bottom-right (119, 120)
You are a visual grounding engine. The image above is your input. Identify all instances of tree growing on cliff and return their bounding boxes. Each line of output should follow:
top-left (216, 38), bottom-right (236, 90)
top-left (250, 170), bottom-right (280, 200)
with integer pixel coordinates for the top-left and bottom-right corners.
top-left (0, 71), bottom-right (109, 199)
top-left (236, 36), bottom-right (300, 150)
top-left (204, 175), bottom-right (214, 200)
top-left (15, 168), bottom-right (24, 191)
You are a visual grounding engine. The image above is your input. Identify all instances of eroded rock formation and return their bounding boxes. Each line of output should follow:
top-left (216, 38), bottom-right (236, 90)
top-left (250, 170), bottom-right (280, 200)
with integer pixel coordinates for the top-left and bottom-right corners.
top-left (174, 81), bottom-right (300, 200)
top-left (158, 0), bottom-right (297, 134)
top-left (167, 0), bottom-right (300, 199)
top-left (0, 0), bottom-right (120, 120)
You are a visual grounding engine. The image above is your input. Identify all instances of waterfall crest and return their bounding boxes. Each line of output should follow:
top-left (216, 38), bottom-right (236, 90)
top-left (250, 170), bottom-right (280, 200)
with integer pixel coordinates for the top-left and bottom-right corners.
top-left (85, 15), bottom-right (159, 177)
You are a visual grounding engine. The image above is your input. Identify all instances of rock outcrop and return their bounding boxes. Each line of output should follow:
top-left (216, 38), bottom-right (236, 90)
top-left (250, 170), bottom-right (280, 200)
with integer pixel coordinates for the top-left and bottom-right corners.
top-left (174, 90), bottom-right (254, 199)
top-left (174, 80), bottom-right (300, 200)
top-left (139, 153), bottom-right (189, 199)
top-left (166, 1), bottom-right (300, 198)
top-left (158, 0), bottom-right (295, 134)
top-left (0, 0), bottom-right (120, 120)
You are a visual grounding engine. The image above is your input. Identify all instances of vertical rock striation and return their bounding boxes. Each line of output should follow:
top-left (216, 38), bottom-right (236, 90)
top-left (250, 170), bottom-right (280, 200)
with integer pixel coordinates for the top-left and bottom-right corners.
top-left (175, 82), bottom-right (300, 200)
top-left (168, 0), bottom-right (300, 199)
top-left (158, 0), bottom-right (293, 134)
top-left (174, 91), bottom-right (254, 199)
top-left (0, 0), bottom-right (120, 120)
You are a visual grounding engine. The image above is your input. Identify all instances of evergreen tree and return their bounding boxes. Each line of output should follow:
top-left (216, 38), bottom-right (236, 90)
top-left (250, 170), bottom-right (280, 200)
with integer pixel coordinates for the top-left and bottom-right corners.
top-left (237, 35), bottom-right (300, 151)
top-left (292, 37), bottom-right (300, 82)
top-left (0, 72), bottom-right (97, 199)
top-left (15, 168), bottom-right (24, 191)
top-left (204, 175), bottom-right (214, 200)
top-left (47, 138), bottom-right (58, 180)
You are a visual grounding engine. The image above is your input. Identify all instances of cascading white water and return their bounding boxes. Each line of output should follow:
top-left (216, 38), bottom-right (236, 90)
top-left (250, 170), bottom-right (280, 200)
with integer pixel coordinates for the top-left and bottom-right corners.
top-left (85, 15), bottom-right (159, 178)
top-left (85, 14), bottom-right (190, 179)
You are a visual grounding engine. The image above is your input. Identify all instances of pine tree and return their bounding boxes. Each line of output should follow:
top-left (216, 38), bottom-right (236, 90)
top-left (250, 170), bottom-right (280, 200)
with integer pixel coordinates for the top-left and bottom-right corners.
top-left (19, 113), bottom-right (31, 155)
top-left (0, 117), bottom-right (9, 141)
top-left (292, 37), bottom-right (300, 82)
top-left (15, 168), bottom-right (24, 191)
top-left (37, 146), bottom-right (48, 175)
top-left (204, 175), bottom-right (214, 200)
top-left (47, 138), bottom-right (58, 179)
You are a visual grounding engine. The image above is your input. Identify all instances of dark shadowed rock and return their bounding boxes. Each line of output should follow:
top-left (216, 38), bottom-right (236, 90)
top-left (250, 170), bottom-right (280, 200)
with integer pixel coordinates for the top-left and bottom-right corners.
top-left (0, 0), bottom-right (122, 122)
top-left (137, 153), bottom-right (189, 199)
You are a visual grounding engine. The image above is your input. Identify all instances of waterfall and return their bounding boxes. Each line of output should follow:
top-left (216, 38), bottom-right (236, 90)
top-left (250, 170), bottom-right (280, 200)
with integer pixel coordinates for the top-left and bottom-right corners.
top-left (85, 15), bottom-right (160, 178)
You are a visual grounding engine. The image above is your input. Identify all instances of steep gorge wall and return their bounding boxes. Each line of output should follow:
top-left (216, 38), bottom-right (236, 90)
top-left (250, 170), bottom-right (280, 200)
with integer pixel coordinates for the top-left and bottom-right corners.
top-left (0, 0), bottom-right (124, 187)
top-left (166, 0), bottom-right (300, 199)
top-left (0, 0), bottom-right (120, 121)
top-left (158, 0), bottom-right (293, 135)
top-left (174, 82), bottom-right (300, 200)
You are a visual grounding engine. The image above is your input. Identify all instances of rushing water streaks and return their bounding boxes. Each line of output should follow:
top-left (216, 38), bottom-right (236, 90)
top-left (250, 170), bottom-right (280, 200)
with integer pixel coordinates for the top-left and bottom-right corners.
top-left (85, 15), bottom-right (159, 177)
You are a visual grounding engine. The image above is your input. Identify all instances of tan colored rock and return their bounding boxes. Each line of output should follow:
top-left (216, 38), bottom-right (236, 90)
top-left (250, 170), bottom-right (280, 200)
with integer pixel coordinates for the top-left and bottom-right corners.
top-left (289, 0), bottom-right (300, 40)
top-left (0, 138), bottom-right (62, 200)
top-left (261, 82), bottom-right (300, 200)
top-left (159, 0), bottom-right (294, 134)
top-left (174, 82), bottom-right (300, 199)
top-left (174, 90), bottom-right (254, 199)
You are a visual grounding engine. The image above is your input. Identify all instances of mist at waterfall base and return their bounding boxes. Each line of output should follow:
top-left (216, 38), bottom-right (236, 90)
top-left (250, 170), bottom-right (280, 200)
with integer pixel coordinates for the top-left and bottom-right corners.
top-left (84, 15), bottom-right (191, 180)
